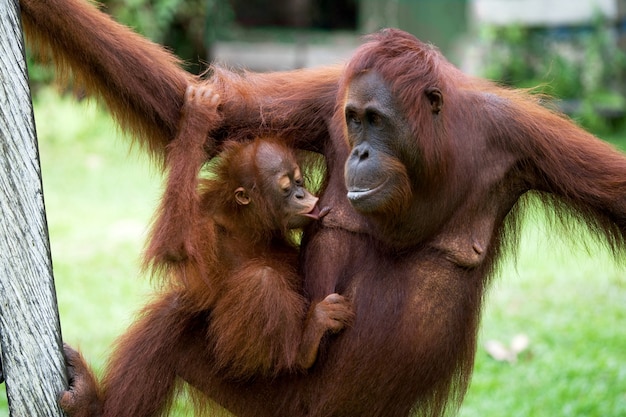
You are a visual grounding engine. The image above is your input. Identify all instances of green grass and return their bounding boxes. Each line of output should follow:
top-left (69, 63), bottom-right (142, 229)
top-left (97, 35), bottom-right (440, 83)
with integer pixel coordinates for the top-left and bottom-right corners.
top-left (0, 90), bottom-right (160, 414)
top-left (459, 208), bottom-right (626, 417)
top-left (0, 90), bottom-right (625, 416)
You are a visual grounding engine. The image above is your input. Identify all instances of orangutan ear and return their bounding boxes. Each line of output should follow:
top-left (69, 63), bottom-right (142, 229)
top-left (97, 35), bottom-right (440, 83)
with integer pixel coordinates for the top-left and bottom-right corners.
top-left (426, 87), bottom-right (443, 114)
top-left (234, 187), bottom-right (251, 205)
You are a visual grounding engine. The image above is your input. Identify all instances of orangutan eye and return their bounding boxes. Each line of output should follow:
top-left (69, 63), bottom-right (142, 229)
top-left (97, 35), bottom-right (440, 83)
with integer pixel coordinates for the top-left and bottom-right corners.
top-left (278, 176), bottom-right (291, 194)
top-left (346, 109), bottom-right (361, 126)
top-left (368, 112), bottom-right (382, 127)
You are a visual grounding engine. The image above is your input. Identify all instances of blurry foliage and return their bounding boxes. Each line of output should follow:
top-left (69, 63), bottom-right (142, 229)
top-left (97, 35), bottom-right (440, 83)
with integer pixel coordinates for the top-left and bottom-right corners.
top-left (26, 54), bottom-right (55, 92)
top-left (480, 15), bottom-right (626, 134)
top-left (26, 0), bottom-right (233, 80)
top-left (100, 0), bottom-right (218, 72)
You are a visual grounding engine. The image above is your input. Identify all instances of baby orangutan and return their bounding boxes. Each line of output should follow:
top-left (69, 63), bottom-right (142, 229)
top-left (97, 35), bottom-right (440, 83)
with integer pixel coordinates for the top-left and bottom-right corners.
top-left (144, 85), bottom-right (354, 380)
top-left (59, 86), bottom-right (353, 417)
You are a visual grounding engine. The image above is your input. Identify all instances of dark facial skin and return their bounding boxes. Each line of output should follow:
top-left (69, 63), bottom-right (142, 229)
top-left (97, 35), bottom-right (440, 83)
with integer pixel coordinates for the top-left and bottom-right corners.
top-left (252, 141), bottom-right (323, 228)
top-left (343, 71), bottom-right (413, 215)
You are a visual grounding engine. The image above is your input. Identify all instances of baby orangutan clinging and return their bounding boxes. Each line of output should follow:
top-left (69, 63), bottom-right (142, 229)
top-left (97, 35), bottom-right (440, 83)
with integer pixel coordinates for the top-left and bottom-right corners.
top-left (143, 85), bottom-right (354, 381)
top-left (59, 86), bottom-right (354, 416)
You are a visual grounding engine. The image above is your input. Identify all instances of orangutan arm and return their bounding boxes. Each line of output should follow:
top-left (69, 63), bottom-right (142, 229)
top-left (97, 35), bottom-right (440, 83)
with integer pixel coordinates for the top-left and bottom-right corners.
top-left (20, 0), bottom-right (342, 160)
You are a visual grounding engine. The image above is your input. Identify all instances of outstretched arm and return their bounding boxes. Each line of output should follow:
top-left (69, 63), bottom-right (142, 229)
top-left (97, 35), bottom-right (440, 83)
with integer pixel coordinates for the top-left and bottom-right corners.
top-left (209, 65), bottom-right (343, 153)
top-left (19, 0), bottom-right (191, 160)
top-left (20, 0), bottom-right (343, 159)
top-left (144, 86), bottom-right (221, 269)
top-left (492, 90), bottom-right (626, 252)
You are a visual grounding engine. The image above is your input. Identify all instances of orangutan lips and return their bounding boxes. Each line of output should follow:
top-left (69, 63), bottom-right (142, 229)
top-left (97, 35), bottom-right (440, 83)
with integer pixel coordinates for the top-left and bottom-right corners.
top-left (303, 205), bottom-right (331, 220)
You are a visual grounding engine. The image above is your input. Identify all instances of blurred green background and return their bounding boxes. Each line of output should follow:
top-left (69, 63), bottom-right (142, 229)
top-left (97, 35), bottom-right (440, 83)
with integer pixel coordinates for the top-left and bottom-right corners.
top-left (3, 0), bottom-right (626, 415)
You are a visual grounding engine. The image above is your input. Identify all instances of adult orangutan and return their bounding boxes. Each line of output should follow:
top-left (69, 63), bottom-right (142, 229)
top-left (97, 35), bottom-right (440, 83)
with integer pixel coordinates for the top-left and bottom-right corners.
top-left (20, 0), bottom-right (626, 416)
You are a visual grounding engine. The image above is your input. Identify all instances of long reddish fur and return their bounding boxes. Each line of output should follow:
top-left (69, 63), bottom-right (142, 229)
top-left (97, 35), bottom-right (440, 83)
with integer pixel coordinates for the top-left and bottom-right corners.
top-left (21, 1), bottom-right (626, 416)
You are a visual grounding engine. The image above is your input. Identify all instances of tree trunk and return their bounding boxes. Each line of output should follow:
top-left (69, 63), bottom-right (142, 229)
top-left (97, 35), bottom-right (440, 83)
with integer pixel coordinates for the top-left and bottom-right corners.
top-left (0, 0), bottom-right (68, 415)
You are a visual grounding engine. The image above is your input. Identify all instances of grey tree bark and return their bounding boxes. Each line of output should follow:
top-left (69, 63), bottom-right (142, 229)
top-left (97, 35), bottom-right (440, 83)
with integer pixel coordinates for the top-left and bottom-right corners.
top-left (0, 0), bottom-right (68, 415)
